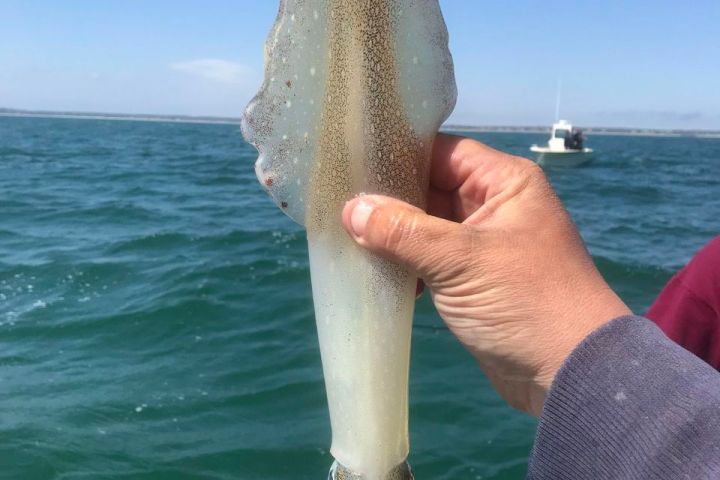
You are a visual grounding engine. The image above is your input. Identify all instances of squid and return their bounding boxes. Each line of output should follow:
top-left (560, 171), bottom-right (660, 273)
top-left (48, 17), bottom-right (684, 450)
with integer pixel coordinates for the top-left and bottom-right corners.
top-left (242, 1), bottom-right (456, 478)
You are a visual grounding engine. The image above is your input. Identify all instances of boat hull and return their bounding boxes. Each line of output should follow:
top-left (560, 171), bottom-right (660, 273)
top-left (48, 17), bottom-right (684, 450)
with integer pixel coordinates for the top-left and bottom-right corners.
top-left (530, 146), bottom-right (593, 167)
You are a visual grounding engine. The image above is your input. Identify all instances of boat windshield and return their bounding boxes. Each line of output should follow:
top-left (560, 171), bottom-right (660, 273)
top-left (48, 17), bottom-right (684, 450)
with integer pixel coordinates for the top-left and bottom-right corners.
top-left (554, 129), bottom-right (570, 139)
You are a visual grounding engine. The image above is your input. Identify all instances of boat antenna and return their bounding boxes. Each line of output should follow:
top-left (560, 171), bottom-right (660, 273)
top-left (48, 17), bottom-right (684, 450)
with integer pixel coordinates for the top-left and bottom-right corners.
top-left (554, 78), bottom-right (562, 122)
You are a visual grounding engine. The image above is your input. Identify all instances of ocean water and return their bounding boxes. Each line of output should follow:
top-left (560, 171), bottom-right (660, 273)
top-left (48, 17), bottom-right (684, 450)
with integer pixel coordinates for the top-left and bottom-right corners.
top-left (0, 116), bottom-right (718, 479)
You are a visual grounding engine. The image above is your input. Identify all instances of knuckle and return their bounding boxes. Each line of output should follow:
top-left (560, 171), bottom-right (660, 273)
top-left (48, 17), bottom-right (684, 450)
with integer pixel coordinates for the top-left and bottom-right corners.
top-left (516, 156), bottom-right (544, 177)
top-left (513, 157), bottom-right (550, 192)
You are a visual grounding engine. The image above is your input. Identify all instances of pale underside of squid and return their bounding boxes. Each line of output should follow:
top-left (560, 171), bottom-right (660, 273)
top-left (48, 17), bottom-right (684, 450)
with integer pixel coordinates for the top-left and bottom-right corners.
top-left (242, 1), bottom-right (456, 479)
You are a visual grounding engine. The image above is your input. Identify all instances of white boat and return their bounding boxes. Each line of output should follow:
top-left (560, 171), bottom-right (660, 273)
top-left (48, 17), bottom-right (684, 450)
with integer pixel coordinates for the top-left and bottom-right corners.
top-left (530, 119), bottom-right (593, 167)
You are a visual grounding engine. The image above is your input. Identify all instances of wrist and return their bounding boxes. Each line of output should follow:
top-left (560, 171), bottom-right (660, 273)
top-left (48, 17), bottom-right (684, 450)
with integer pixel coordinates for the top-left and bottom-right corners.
top-left (531, 288), bottom-right (632, 416)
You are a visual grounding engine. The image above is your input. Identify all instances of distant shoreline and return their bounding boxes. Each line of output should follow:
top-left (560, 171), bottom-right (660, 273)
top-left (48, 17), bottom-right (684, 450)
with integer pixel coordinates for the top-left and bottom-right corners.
top-left (2, 108), bottom-right (719, 138)
top-left (0, 109), bottom-right (239, 126)
top-left (445, 125), bottom-right (720, 139)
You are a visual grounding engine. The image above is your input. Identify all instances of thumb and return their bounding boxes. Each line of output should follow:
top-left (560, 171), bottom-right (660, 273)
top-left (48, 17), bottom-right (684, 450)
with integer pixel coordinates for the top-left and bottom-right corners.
top-left (341, 195), bottom-right (476, 283)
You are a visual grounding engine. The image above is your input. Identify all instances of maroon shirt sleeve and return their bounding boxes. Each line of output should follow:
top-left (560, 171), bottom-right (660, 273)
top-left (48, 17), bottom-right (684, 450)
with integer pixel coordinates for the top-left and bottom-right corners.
top-left (646, 235), bottom-right (720, 370)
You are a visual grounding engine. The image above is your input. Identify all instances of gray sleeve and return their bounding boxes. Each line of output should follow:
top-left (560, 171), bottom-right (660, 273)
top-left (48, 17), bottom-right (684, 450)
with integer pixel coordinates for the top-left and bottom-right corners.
top-left (528, 315), bottom-right (720, 479)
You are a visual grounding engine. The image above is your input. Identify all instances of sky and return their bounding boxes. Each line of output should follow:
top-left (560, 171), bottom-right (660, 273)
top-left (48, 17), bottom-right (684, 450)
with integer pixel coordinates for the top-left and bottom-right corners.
top-left (1, 0), bottom-right (719, 129)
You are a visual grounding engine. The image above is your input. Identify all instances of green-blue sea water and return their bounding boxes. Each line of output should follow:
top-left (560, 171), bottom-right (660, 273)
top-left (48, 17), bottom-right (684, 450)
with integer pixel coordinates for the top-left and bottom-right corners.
top-left (1, 116), bottom-right (718, 479)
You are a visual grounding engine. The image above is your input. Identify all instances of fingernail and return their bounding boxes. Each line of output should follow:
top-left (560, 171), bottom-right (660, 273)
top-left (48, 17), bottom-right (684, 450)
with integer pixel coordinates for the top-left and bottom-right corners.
top-left (350, 199), bottom-right (374, 237)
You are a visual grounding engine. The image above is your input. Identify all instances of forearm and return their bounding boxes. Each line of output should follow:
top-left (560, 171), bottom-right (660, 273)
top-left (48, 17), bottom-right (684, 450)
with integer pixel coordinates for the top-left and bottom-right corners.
top-left (529, 315), bottom-right (720, 479)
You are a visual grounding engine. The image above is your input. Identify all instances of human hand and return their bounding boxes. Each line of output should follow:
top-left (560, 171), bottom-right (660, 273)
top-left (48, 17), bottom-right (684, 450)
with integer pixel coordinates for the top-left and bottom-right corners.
top-left (341, 133), bottom-right (631, 416)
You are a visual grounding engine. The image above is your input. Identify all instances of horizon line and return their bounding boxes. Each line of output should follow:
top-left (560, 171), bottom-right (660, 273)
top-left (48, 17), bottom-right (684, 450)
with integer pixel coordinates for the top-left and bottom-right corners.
top-left (2, 107), bottom-right (720, 138)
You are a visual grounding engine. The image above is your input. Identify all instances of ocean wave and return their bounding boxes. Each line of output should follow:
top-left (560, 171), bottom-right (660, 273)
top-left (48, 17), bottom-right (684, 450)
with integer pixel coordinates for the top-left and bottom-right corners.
top-left (105, 232), bottom-right (195, 254)
top-left (593, 254), bottom-right (675, 279)
top-left (0, 146), bottom-right (36, 158)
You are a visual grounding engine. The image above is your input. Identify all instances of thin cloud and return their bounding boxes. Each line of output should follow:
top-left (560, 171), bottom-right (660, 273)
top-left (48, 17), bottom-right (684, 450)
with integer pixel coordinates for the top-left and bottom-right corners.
top-left (170, 59), bottom-right (254, 84)
top-left (592, 110), bottom-right (707, 122)
top-left (586, 110), bottom-right (719, 129)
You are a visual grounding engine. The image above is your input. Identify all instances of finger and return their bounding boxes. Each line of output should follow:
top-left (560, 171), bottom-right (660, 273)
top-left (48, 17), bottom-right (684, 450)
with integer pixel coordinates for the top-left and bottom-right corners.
top-left (430, 133), bottom-right (516, 192)
top-left (342, 194), bottom-right (475, 283)
top-left (431, 133), bottom-right (540, 222)
top-left (427, 185), bottom-right (454, 220)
